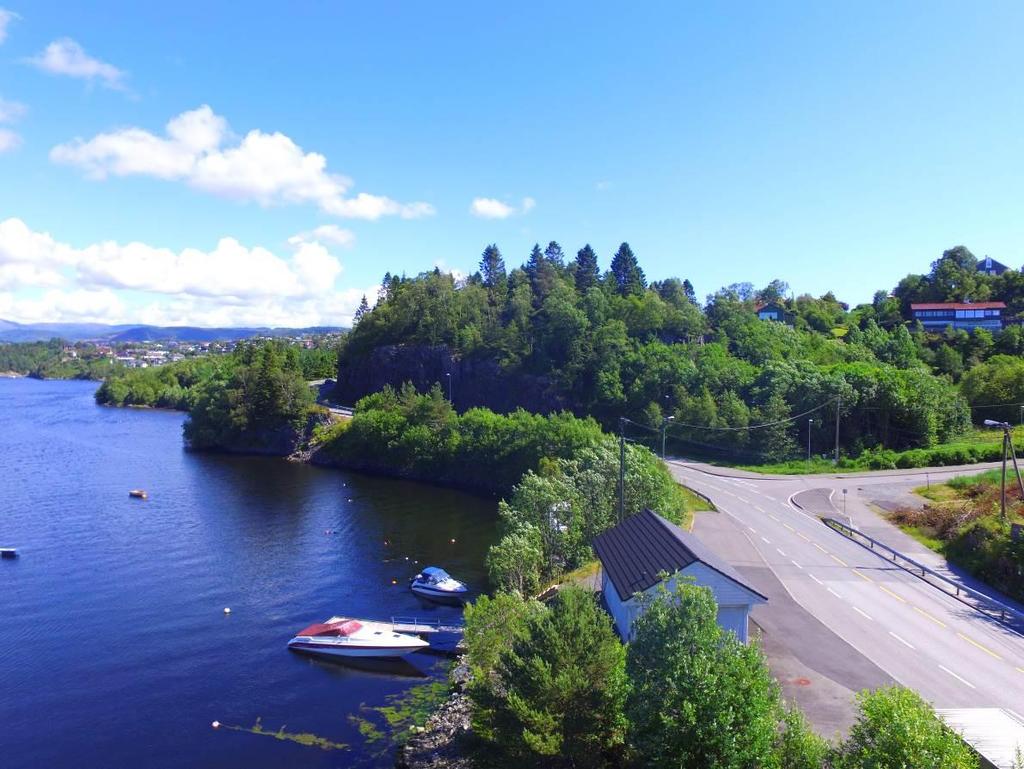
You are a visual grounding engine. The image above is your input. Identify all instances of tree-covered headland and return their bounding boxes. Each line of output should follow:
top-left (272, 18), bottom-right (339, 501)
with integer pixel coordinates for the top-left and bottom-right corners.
top-left (340, 242), bottom-right (1024, 466)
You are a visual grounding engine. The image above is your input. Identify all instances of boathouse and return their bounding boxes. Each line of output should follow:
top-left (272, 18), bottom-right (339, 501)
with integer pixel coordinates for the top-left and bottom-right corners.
top-left (593, 509), bottom-right (767, 643)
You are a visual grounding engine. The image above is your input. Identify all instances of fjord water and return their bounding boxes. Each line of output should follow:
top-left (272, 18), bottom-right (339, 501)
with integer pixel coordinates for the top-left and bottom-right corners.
top-left (0, 378), bottom-right (496, 768)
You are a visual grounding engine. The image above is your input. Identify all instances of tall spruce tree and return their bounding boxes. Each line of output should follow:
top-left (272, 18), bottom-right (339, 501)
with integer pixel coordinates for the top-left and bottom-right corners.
top-left (354, 294), bottom-right (370, 324)
top-left (574, 244), bottom-right (600, 293)
top-left (544, 240), bottom-right (565, 267)
top-left (682, 278), bottom-right (697, 304)
top-left (480, 244), bottom-right (508, 304)
top-left (610, 242), bottom-right (646, 296)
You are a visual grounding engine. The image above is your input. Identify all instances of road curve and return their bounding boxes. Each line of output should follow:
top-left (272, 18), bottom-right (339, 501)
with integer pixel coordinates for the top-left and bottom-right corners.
top-left (667, 459), bottom-right (1024, 715)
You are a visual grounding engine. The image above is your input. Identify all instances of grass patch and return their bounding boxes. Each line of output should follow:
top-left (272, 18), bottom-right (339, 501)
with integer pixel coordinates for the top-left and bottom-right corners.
top-left (889, 472), bottom-right (1024, 603)
top-left (735, 427), bottom-right (1024, 475)
top-left (677, 484), bottom-right (714, 521)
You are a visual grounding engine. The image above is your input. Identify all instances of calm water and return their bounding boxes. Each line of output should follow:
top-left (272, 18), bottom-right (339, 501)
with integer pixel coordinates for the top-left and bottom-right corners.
top-left (0, 378), bottom-right (497, 768)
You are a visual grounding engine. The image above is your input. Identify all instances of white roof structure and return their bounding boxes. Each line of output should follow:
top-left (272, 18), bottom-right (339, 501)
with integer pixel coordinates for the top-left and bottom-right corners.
top-left (936, 708), bottom-right (1024, 769)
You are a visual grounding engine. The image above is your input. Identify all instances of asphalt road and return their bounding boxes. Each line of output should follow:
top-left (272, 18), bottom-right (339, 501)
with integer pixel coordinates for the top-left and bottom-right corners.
top-left (667, 460), bottom-right (1024, 716)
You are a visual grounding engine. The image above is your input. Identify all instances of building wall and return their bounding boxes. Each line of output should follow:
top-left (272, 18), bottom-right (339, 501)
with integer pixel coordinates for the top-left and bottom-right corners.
top-left (602, 564), bottom-right (760, 643)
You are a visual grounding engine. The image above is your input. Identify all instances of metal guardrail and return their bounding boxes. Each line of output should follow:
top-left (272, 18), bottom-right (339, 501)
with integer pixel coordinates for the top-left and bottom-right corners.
top-left (822, 518), bottom-right (1024, 629)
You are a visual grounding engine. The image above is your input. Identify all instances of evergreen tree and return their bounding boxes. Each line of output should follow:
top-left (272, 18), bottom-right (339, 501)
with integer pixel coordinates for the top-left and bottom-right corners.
top-left (526, 243), bottom-right (558, 305)
top-left (354, 294), bottom-right (370, 324)
top-left (473, 586), bottom-right (627, 768)
top-left (609, 242), bottom-right (646, 296)
top-left (543, 240), bottom-right (565, 267)
top-left (574, 244), bottom-right (600, 293)
top-left (480, 244), bottom-right (507, 288)
top-left (378, 272), bottom-right (393, 302)
top-left (683, 278), bottom-right (697, 304)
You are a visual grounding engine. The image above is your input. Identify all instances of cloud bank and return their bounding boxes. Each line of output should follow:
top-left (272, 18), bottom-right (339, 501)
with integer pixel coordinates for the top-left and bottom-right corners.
top-left (0, 218), bottom-right (374, 326)
top-left (51, 106), bottom-right (435, 220)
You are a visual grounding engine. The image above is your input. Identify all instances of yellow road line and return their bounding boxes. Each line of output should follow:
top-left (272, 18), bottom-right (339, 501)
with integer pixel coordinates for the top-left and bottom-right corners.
top-left (913, 606), bottom-right (947, 628)
top-left (957, 632), bottom-right (1002, 660)
top-left (830, 554), bottom-right (848, 567)
top-left (783, 523), bottom-right (795, 532)
top-left (813, 542), bottom-right (828, 553)
top-left (879, 585), bottom-right (907, 603)
top-left (1017, 667), bottom-right (1024, 674)
top-left (853, 569), bottom-right (874, 584)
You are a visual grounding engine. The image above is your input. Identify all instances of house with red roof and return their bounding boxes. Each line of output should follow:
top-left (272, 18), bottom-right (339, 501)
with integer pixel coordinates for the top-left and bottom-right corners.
top-left (910, 301), bottom-right (1006, 332)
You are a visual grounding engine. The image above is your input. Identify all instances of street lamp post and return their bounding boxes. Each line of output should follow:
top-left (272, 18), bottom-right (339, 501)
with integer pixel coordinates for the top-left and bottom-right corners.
top-left (661, 415), bottom-right (675, 459)
top-left (807, 418), bottom-right (813, 464)
top-left (446, 372), bottom-right (452, 403)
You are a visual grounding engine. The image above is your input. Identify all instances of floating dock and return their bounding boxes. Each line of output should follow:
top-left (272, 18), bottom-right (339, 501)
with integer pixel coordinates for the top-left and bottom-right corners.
top-left (1, 547), bottom-right (17, 559)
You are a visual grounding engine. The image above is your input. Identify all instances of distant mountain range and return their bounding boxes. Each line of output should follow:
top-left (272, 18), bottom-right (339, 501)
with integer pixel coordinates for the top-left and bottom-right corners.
top-left (0, 320), bottom-right (346, 343)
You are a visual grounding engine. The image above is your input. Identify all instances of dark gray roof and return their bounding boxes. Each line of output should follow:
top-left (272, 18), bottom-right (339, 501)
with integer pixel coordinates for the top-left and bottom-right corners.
top-left (592, 509), bottom-right (768, 603)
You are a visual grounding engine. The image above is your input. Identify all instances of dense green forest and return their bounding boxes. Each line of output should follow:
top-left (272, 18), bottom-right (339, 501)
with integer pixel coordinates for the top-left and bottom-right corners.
top-left (340, 243), bottom-right (1024, 463)
top-left (182, 341), bottom-right (316, 452)
top-left (0, 339), bottom-right (121, 380)
top-left (96, 355), bottom-right (235, 410)
top-left (95, 340), bottom-right (338, 410)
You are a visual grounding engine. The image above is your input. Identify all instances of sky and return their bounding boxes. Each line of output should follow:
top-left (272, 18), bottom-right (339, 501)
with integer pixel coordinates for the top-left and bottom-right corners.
top-left (1, 2), bottom-right (1024, 327)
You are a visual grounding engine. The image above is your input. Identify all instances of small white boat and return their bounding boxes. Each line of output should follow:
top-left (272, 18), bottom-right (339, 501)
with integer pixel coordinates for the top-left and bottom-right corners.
top-left (287, 617), bottom-right (429, 658)
top-left (409, 566), bottom-right (469, 605)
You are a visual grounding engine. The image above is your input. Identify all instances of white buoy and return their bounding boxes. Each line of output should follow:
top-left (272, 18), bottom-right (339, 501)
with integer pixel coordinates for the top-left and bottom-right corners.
top-left (223, 607), bottom-right (231, 614)
top-left (212, 720), bottom-right (221, 729)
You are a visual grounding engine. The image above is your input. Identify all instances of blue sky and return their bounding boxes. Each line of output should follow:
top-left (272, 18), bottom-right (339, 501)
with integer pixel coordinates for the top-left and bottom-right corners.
top-left (1, 2), bottom-right (1023, 326)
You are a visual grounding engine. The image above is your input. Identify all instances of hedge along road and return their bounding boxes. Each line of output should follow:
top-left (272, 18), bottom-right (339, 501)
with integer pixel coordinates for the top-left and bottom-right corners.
top-left (665, 459), bottom-right (1024, 716)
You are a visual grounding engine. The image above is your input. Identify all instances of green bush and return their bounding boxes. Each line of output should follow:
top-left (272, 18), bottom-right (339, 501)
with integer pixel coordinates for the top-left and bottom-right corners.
top-left (468, 587), bottom-right (627, 768)
top-left (834, 686), bottom-right (979, 769)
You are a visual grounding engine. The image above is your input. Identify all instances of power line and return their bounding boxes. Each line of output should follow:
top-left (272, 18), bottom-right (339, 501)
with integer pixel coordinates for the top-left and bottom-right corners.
top-left (665, 397), bottom-right (840, 433)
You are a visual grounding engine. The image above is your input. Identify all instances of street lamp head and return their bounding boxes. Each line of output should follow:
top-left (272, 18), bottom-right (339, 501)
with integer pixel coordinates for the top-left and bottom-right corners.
top-left (984, 419), bottom-right (1010, 428)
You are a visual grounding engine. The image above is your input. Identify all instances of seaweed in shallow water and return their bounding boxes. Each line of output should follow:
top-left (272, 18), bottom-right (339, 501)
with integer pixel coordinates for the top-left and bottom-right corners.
top-left (222, 716), bottom-right (349, 751)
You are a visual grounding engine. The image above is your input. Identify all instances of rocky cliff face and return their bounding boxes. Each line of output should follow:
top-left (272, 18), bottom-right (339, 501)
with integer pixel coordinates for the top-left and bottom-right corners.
top-left (335, 345), bottom-right (569, 414)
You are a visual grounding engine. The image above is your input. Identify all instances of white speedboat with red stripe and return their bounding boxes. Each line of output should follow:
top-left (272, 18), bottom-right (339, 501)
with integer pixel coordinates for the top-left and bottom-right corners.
top-left (287, 617), bottom-right (429, 658)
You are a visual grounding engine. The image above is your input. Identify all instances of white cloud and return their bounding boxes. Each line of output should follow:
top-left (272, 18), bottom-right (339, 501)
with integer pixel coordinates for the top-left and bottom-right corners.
top-left (595, 180), bottom-right (612, 191)
top-left (0, 217), bottom-right (344, 299)
top-left (0, 8), bottom-right (19, 45)
top-left (51, 105), bottom-right (435, 220)
top-left (469, 196), bottom-right (536, 219)
top-left (289, 224), bottom-right (356, 249)
top-left (27, 38), bottom-right (126, 90)
top-left (0, 288), bottom-right (126, 324)
top-left (0, 128), bottom-right (20, 153)
top-left (0, 96), bottom-right (26, 123)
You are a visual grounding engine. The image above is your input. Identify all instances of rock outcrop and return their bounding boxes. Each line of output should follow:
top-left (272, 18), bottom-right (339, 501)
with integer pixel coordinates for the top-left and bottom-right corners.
top-left (336, 345), bottom-right (567, 414)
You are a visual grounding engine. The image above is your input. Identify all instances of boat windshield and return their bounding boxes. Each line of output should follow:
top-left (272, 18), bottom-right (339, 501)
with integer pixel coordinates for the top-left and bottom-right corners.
top-left (420, 567), bottom-right (451, 584)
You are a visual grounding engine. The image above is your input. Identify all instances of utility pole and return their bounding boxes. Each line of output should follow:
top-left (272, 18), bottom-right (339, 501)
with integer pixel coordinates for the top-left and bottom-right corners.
top-left (984, 419), bottom-right (1024, 524)
top-left (807, 418), bottom-right (813, 464)
top-left (446, 372), bottom-right (452, 403)
top-left (834, 395), bottom-right (841, 464)
top-left (618, 417), bottom-right (626, 523)
top-left (661, 415), bottom-right (674, 459)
